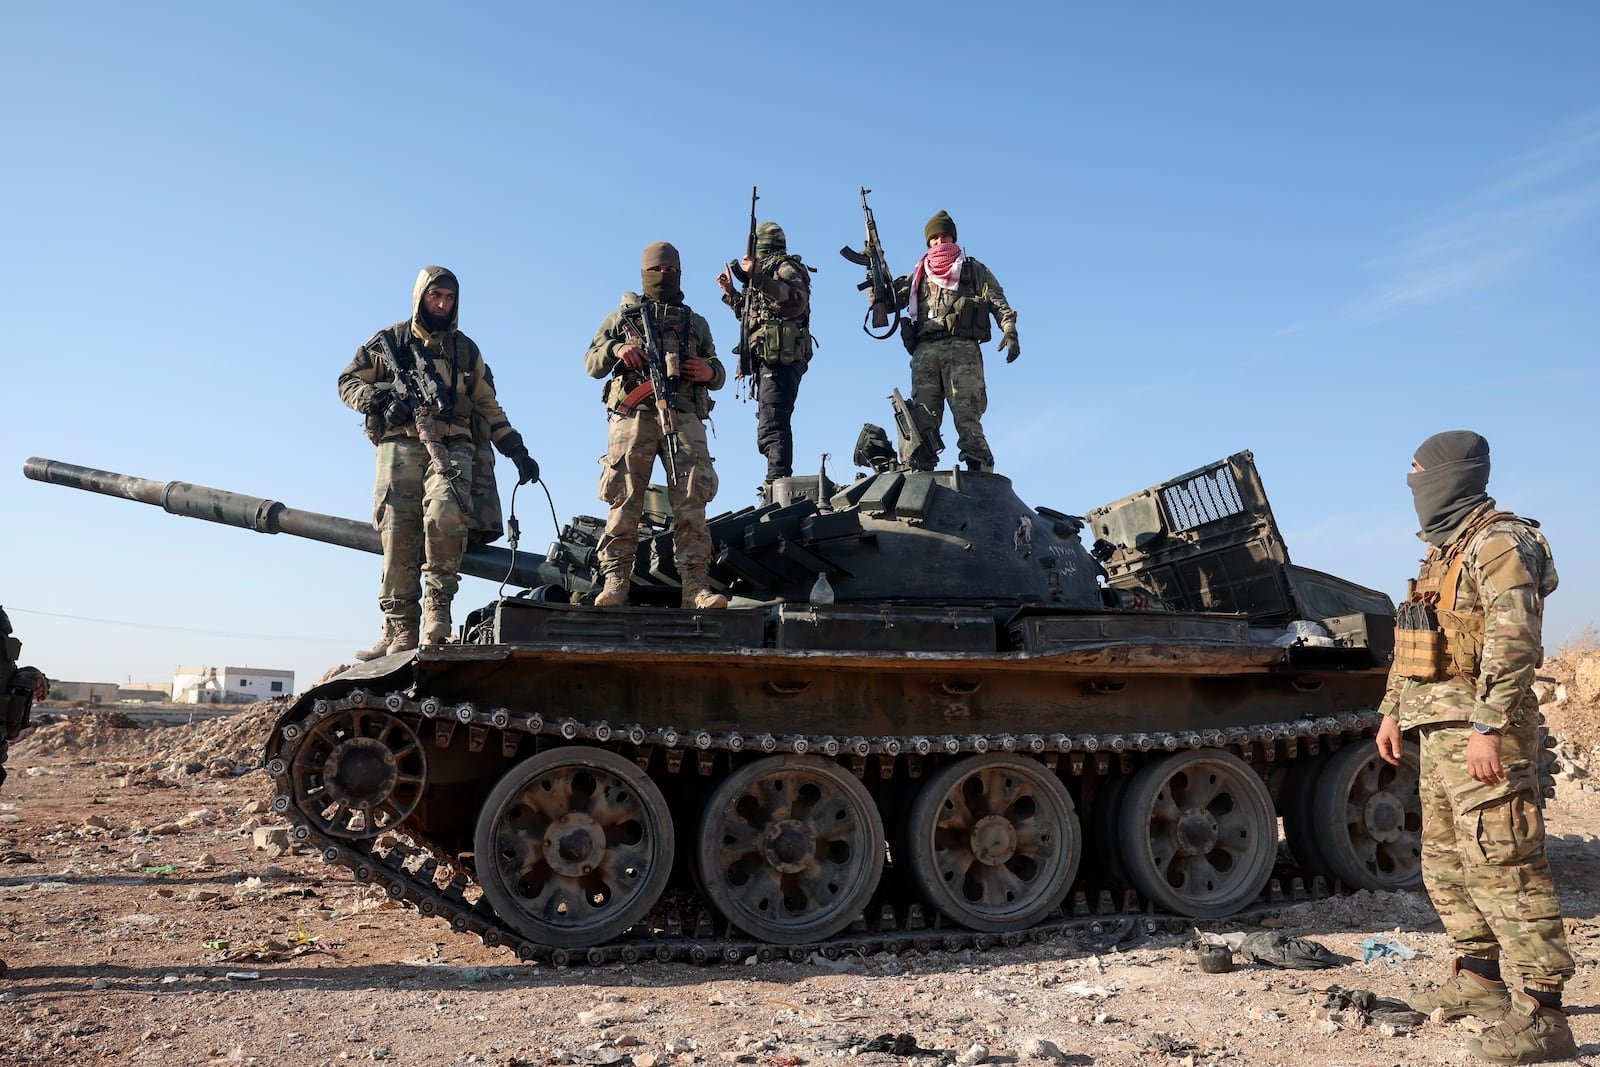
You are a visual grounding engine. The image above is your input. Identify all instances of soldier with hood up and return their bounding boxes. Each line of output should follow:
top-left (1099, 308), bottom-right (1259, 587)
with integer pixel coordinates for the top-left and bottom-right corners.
top-left (585, 241), bottom-right (727, 610)
top-left (338, 266), bottom-right (540, 660)
top-left (1374, 430), bottom-right (1576, 1065)
top-left (716, 221), bottom-right (814, 486)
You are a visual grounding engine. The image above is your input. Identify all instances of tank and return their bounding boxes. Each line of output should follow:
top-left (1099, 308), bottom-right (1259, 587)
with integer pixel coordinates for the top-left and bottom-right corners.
top-left (23, 428), bottom-right (1429, 966)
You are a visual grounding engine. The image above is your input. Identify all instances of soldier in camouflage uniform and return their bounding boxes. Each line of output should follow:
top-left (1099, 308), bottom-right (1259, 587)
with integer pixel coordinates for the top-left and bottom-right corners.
top-left (716, 221), bottom-right (814, 485)
top-left (338, 267), bottom-right (541, 659)
top-left (892, 211), bottom-right (1019, 472)
top-left (585, 241), bottom-right (728, 610)
top-left (1, 606), bottom-right (48, 978)
top-left (1374, 431), bottom-right (1576, 1064)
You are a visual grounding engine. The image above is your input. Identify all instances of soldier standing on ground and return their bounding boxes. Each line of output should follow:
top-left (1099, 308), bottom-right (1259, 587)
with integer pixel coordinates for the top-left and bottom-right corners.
top-left (586, 241), bottom-right (728, 610)
top-left (1, 606), bottom-right (49, 978)
top-left (1374, 430), bottom-right (1576, 1064)
top-left (716, 221), bottom-right (814, 488)
top-left (893, 211), bottom-right (1018, 472)
top-left (338, 266), bottom-right (541, 660)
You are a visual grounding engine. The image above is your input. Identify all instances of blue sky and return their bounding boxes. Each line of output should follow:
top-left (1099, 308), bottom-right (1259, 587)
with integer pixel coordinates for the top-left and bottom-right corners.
top-left (6, 3), bottom-right (1597, 691)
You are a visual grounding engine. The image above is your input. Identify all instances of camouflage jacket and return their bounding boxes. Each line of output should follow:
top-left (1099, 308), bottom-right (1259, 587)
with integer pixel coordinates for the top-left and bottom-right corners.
top-left (585, 294), bottom-right (725, 417)
top-left (720, 255), bottom-right (811, 326)
top-left (336, 267), bottom-right (518, 448)
top-left (1378, 502), bottom-right (1558, 731)
top-left (894, 256), bottom-right (1017, 343)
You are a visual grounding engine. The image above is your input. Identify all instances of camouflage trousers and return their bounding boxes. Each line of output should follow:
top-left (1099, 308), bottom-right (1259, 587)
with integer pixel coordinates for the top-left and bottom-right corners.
top-left (910, 337), bottom-right (992, 470)
top-left (596, 410), bottom-right (718, 575)
top-left (1417, 721), bottom-right (1573, 992)
top-left (372, 436), bottom-right (477, 623)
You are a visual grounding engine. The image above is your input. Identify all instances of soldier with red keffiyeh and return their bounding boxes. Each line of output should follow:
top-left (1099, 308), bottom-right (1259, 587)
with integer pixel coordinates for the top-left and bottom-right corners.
top-left (891, 210), bottom-right (1018, 472)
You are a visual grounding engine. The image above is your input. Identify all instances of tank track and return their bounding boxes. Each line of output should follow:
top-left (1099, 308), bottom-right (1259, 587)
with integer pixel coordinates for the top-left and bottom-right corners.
top-left (267, 688), bottom-right (1390, 967)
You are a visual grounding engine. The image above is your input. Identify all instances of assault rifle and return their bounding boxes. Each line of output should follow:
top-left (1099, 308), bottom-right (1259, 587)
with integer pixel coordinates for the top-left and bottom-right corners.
top-left (727, 185), bottom-right (759, 400)
top-left (625, 303), bottom-right (684, 486)
top-left (840, 187), bottom-right (901, 340)
top-left (370, 333), bottom-right (470, 512)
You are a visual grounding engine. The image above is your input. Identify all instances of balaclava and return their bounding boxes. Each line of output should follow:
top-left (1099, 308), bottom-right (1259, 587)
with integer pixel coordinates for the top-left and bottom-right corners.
top-left (641, 241), bottom-right (683, 303)
top-left (1407, 430), bottom-right (1492, 547)
top-left (755, 222), bottom-right (786, 259)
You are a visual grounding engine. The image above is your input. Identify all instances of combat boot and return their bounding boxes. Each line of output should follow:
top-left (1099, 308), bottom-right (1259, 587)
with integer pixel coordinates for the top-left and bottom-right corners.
top-left (681, 572), bottom-right (728, 610)
top-left (387, 620), bottom-right (420, 656)
top-left (353, 619), bottom-right (398, 662)
top-left (1467, 989), bottom-right (1577, 1064)
top-left (594, 568), bottom-right (631, 608)
top-left (423, 594), bottom-right (453, 645)
top-left (1407, 958), bottom-right (1512, 1022)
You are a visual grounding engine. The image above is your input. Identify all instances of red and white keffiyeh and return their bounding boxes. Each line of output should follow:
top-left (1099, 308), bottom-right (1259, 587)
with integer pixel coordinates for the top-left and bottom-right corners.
top-left (908, 242), bottom-right (964, 320)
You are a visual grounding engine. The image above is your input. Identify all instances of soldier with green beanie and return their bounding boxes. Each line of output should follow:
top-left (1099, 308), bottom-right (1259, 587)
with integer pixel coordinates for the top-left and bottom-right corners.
top-left (338, 266), bottom-right (541, 660)
top-left (1374, 430), bottom-right (1576, 1064)
top-left (586, 241), bottom-right (729, 610)
top-left (717, 220), bottom-right (815, 485)
top-left (893, 210), bottom-right (1018, 472)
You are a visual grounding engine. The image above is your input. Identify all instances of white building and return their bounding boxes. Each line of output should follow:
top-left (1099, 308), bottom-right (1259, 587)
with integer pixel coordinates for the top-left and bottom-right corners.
top-left (172, 666), bottom-right (295, 704)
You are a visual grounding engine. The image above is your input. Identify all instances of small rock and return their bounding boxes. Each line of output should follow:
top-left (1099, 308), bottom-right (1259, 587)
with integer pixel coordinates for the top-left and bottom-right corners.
top-left (957, 1043), bottom-right (990, 1066)
top-left (240, 800), bottom-right (268, 815)
top-left (83, 814), bottom-right (111, 830)
top-left (252, 827), bottom-right (289, 851)
top-left (634, 1055), bottom-right (659, 1067)
top-left (147, 821), bottom-right (182, 836)
top-left (1018, 1037), bottom-right (1065, 1061)
top-left (370, 1048), bottom-right (390, 1061)
top-left (577, 1010), bottom-right (610, 1027)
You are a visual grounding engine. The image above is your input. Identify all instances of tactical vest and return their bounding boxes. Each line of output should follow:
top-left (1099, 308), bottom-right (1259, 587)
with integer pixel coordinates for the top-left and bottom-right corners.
top-left (747, 255), bottom-right (814, 367)
top-left (1392, 508), bottom-right (1525, 683)
top-left (604, 299), bottom-right (716, 420)
top-left (918, 260), bottom-right (993, 343)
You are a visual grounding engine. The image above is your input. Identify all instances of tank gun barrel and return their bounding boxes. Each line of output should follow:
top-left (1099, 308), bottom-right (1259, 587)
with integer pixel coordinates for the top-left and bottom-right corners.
top-left (22, 457), bottom-right (579, 591)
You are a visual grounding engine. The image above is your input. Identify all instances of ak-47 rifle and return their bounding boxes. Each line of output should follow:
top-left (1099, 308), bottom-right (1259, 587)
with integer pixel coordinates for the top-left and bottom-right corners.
top-left (622, 302), bottom-right (684, 486)
top-left (727, 185), bottom-right (759, 400)
top-left (840, 187), bottom-right (901, 340)
top-left (370, 333), bottom-right (470, 512)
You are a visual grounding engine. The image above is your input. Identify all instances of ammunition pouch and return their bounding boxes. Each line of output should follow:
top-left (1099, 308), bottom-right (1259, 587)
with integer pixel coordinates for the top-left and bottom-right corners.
top-left (752, 318), bottom-right (810, 367)
top-left (1438, 608), bottom-right (1485, 681)
top-left (4, 667), bottom-right (42, 741)
top-left (1393, 626), bottom-right (1450, 683)
top-left (943, 296), bottom-right (993, 343)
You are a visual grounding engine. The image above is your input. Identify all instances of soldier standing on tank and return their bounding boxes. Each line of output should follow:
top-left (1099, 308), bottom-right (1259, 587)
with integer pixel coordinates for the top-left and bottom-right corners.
top-left (585, 241), bottom-right (728, 610)
top-left (892, 211), bottom-right (1018, 472)
top-left (1374, 431), bottom-right (1576, 1065)
top-left (1, 606), bottom-right (49, 978)
top-left (716, 221), bottom-right (814, 487)
top-left (339, 267), bottom-right (541, 660)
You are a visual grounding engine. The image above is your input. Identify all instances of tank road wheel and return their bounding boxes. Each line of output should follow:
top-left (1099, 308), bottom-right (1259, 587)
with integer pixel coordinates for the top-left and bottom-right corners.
top-left (696, 755), bottom-right (884, 945)
top-left (473, 748), bottom-right (674, 949)
top-left (1280, 749), bottom-right (1336, 878)
top-left (1118, 750), bottom-right (1277, 918)
top-left (904, 755), bottom-right (1082, 932)
top-left (288, 707), bottom-right (425, 840)
top-left (1310, 739), bottom-right (1423, 892)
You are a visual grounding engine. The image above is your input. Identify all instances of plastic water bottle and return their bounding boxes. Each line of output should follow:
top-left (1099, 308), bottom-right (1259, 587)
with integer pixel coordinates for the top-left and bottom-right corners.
top-left (810, 571), bottom-right (835, 605)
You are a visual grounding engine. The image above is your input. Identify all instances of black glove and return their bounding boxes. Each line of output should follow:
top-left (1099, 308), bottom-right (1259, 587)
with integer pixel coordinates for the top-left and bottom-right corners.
top-left (379, 393), bottom-right (414, 428)
top-left (998, 331), bottom-right (1021, 363)
top-left (497, 432), bottom-right (541, 485)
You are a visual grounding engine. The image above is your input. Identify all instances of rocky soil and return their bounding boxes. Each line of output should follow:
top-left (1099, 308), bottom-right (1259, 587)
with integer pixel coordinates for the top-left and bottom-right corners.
top-left (3, 651), bottom-right (1599, 1067)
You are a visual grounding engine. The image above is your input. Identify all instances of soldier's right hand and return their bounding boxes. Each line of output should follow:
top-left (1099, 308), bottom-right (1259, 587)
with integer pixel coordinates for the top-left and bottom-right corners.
top-left (617, 344), bottom-right (647, 370)
top-left (716, 270), bottom-right (736, 296)
top-left (1374, 715), bottom-right (1403, 766)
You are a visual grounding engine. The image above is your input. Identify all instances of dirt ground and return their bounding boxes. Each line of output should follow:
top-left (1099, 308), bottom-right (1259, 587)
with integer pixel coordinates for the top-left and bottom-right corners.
top-left (3, 651), bottom-right (1599, 1067)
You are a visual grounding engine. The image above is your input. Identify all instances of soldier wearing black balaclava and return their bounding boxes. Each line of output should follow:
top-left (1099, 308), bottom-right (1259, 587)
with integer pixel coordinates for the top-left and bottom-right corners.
top-left (1374, 431), bottom-right (1575, 1064)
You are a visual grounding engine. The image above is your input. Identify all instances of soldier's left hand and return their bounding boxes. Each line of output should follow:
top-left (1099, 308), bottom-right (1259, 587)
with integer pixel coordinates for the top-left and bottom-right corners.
top-left (999, 331), bottom-right (1021, 363)
top-left (681, 357), bottom-right (714, 383)
top-left (717, 270), bottom-right (736, 296)
top-left (1466, 729), bottom-right (1504, 785)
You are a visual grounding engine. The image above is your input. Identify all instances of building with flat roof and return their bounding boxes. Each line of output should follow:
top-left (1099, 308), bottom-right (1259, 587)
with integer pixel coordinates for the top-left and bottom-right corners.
top-left (172, 666), bottom-right (295, 704)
